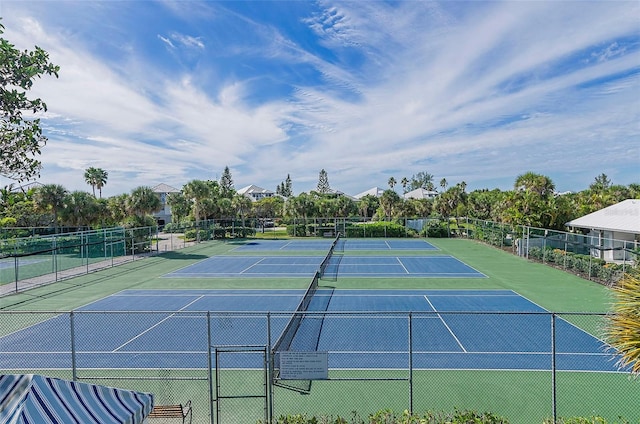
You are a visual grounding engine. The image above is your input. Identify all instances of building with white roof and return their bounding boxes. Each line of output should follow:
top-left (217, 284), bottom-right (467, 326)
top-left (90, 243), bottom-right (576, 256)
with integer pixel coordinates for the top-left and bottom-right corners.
top-left (237, 184), bottom-right (276, 201)
top-left (566, 199), bottom-right (640, 262)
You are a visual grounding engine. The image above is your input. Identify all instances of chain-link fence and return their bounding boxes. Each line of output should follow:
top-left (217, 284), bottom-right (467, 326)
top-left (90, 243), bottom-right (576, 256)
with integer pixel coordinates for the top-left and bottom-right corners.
top-left (0, 225), bottom-right (203, 296)
top-left (1, 310), bottom-right (637, 423)
top-left (458, 218), bottom-right (638, 286)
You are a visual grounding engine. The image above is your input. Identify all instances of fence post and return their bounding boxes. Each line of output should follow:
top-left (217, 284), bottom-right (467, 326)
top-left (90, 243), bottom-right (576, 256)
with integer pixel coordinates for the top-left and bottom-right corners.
top-left (551, 313), bottom-right (557, 421)
top-left (267, 312), bottom-right (273, 423)
top-left (408, 312), bottom-right (413, 414)
top-left (207, 311), bottom-right (214, 424)
top-left (71, 311), bottom-right (77, 381)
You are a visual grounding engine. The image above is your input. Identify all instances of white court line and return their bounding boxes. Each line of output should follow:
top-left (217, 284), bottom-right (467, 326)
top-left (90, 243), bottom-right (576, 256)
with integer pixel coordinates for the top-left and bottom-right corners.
top-left (423, 295), bottom-right (467, 353)
top-left (396, 257), bottom-right (410, 274)
top-left (112, 295), bottom-right (205, 352)
top-left (238, 257), bottom-right (266, 274)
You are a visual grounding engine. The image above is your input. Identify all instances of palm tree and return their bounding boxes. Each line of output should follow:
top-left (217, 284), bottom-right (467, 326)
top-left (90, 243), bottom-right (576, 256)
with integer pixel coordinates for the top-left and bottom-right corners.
top-left (605, 273), bottom-right (640, 377)
top-left (183, 180), bottom-right (211, 225)
top-left (33, 184), bottom-right (67, 232)
top-left (84, 167), bottom-right (108, 198)
top-left (232, 193), bottom-right (253, 227)
top-left (401, 177), bottom-right (409, 194)
top-left (60, 190), bottom-right (99, 228)
top-left (379, 189), bottom-right (401, 219)
top-left (388, 177), bottom-right (397, 190)
top-left (439, 178), bottom-right (448, 192)
top-left (127, 186), bottom-right (161, 218)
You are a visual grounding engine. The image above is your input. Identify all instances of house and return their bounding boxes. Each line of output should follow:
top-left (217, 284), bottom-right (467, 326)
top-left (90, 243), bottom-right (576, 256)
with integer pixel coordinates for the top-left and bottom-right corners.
top-left (152, 183), bottom-right (181, 226)
top-left (237, 184), bottom-right (276, 201)
top-left (403, 188), bottom-right (438, 200)
top-left (565, 199), bottom-right (640, 263)
top-left (354, 187), bottom-right (385, 199)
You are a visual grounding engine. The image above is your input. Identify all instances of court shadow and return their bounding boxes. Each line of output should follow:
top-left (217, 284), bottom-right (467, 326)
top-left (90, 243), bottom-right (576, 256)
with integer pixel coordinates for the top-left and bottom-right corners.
top-left (157, 251), bottom-right (209, 260)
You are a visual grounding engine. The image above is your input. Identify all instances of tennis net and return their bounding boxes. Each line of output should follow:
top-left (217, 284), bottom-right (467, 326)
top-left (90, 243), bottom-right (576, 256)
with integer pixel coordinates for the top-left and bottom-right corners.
top-left (318, 232), bottom-right (341, 277)
top-left (271, 235), bottom-right (340, 392)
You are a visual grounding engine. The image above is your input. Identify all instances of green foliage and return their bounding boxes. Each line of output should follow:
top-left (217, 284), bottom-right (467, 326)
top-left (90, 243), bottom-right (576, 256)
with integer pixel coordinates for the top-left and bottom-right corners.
top-left (528, 247), bottom-right (624, 284)
top-left (421, 220), bottom-right (449, 238)
top-left (345, 221), bottom-right (415, 238)
top-left (1, 21), bottom-right (60, 182)
top-left (257, 409), bottom-right (510, 424)
top-left (543, 416), bottom-right (631, 424)
top-left (287, 223), bottom-right (307, 237)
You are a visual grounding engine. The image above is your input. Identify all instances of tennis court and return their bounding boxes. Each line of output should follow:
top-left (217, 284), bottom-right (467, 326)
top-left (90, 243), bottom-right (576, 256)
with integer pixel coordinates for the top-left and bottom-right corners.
top-left (0, 288), bottom-right (619, 373)
top-left (232, 239), bottom-right (438, 251)
top-left (162, 255), bottom-right (485, 278)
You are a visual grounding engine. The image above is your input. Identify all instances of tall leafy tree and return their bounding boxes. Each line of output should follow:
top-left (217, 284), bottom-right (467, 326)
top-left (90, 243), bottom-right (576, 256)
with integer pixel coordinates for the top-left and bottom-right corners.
top-left (33, 184), bottom-right (67, 232)
top-left (183, 179), bottom-right (211, 224)
top-left (439, 178), bottom-right (448, 192)
top-left (316, 169), bottom-right (330, 194)
top-left (60, 190), bottom-right (99, 228)
top-left (1, 22), bottom-right (60, 182)
top-left (379, 189), bottom-right (401, 219)
top-left (166, 192), bottom-right (190, 223)
top-left (279, 174), bottom-right (293, 197)
top-left (358, 195), bottom-right (379, 218)
top-left (219, 166), bottom-right (235, 198)
top-left (84, 167), bottom-right (108, 198)
top-left (127, 186), bottom-right (161, 218)
top-left (400, 177), bottom-right (409, 194)
top-left (388, 177), bottom-right (397, 189)
top-left (408, 171), bottom-right (435, 191)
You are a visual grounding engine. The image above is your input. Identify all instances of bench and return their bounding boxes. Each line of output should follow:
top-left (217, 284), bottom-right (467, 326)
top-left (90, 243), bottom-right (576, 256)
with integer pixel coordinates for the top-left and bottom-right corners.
top-left (147, 400), bottom-right (192, 423)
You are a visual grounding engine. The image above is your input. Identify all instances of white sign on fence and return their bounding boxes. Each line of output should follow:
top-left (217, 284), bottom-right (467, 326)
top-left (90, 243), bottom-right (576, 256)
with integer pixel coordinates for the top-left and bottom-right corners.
top-left (279, 351), bottom-right (328, 380)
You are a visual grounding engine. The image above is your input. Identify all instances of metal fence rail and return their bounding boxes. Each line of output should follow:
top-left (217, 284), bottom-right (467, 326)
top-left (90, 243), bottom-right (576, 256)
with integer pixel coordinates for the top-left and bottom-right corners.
top-left (0, 310), bottom-right (637, 423)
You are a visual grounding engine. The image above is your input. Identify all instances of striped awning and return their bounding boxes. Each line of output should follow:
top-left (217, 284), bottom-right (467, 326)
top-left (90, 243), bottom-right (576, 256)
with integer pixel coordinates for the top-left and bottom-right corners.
top-left (0, 374), bottom-right (153, 424)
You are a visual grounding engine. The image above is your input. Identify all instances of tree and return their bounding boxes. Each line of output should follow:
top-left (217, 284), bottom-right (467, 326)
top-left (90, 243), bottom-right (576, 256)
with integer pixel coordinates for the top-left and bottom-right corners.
top-left (281, 174), bottom-right (293, 197)
top-left (219, 166), bottom-right (234, 198)
top-left (590, 173), bottom-right (612, 193)
top-left (358, 195), bottom-right (379, 218)
top-left (1, 22), bottom-right (60, 182)
top-left (127, 186), bottom-right (161, 219)
top-left (605, 273), bottom-right (640, 377)
top-left (401, 177), bottom-right (409, 194)
top-left (166, 192), bottom-right (190, 224)
top-left (316, 169), bottom-right (330, 194)
top-left (60, 190), bottom-right (99, 228)
top-left (408, 171), bottom-right (435, 191)
top-left (388, 177), bottom-right (397, 189)
top-left (84, 167), bottom-right (108, 198)
top-left (33, 184), bottom-right (67, 232)
top-left (379, 189), bottom-right (401, 219)
top-left (183, 179), bottom-right (211, 224)
top-left (439, 178), bottom-right (448, 192)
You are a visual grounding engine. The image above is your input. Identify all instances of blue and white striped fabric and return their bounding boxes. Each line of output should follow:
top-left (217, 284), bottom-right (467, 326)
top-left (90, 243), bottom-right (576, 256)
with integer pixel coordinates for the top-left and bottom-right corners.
top-left (0, 374), bottom-right (154, 424)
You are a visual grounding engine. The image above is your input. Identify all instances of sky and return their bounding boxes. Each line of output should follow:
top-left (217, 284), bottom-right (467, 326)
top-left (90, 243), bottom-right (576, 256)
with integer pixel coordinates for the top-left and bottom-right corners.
top-left (1, 0), bottom-right (639, 198)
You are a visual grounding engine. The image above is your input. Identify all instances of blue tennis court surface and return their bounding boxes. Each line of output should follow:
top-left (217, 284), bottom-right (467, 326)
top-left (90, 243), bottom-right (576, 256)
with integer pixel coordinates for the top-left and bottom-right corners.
top-left (0, 289), bottom-right (621, 373)
top-left (162, 255), bottom-right (485, 278)
top-left (232, 239), bottom-right (438, 251)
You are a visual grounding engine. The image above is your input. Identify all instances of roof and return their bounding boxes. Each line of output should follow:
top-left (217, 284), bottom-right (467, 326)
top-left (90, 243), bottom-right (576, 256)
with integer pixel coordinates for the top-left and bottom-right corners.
top-left (566, 199), bottom-right (640, 234)
top-left (152, 183), bottom-right (180, 193)
top-left (354, 187), bottom-right (385, 199)
top-left (237, 184), bottom-right (274, 195)
top-left (403, 188), bottom-right (438, 200)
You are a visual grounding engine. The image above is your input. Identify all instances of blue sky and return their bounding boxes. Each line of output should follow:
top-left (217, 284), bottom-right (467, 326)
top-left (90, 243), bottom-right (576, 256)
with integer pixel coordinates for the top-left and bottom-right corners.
top-left (2, 0), bottom-right (639, 197)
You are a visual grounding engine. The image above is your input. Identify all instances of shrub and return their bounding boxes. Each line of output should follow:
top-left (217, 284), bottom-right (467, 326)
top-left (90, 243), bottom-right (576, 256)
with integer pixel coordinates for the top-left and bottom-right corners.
top-left (257, 409), bottom-right (510, 424)
top-left (287, 224), bottom-right (307, 237)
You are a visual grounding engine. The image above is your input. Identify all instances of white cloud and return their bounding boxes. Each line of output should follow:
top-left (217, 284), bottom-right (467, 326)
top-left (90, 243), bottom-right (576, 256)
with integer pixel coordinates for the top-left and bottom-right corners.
top-left (2, 0), bottom-right (638, 196)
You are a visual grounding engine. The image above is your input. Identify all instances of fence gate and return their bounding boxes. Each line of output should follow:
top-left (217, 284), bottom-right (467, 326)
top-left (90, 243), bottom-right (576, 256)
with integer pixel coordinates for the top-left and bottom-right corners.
top-left (212, 345), bottom-right (269, 424)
